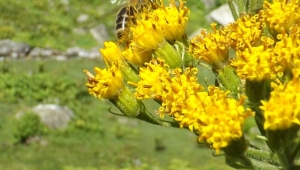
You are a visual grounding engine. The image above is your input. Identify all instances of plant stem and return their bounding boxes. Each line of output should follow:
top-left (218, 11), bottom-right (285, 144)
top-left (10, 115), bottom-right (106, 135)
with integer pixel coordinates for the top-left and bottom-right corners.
top-left (227, 0), bottom-right (239, 20)
top-left (245, 147), bottom-right (280, 166)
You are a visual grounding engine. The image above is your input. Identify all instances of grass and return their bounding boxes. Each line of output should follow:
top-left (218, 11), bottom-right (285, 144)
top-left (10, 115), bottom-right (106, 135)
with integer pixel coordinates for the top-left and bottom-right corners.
top-left (0, 58), bottom-right (234, 170)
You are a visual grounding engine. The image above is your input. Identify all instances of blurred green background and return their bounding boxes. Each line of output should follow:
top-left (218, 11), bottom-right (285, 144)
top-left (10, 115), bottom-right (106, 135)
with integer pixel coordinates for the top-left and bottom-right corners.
top-left (0, 0), bottom-right (238, 169)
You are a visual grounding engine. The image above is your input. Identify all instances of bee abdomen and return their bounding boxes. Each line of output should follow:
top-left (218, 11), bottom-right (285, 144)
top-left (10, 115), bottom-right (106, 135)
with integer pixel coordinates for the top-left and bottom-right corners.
top-left (115, 5), bottom-right (137, 41)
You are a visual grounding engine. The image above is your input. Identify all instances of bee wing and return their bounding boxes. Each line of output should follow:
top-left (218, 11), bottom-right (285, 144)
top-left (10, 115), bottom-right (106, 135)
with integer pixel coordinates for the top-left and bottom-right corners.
top-left (110, 0), bottom-right (127, 6)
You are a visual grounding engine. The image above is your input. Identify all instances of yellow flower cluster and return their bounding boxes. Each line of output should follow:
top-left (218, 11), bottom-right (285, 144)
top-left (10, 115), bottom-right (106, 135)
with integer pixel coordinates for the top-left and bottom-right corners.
top-left (231, 36), bottom-right (282, 81)
top-left (134, 58), bottom-right (253, 154)
top-left (84, 62), bottom-right (124, 99)
top-left (190, 0), bottom-right (300, 82)
top-left (260, 69), bottom-right (300, 130)
top-left (123, 0), bottom-right (189, 66)
top-left (189, 23), bottom-right (230, 69)
top-left (263, 0), bottom-right (300, 34)
top-left (131, 58), bottom-right (171, 100)
top-left (100, 41), bottom-right (125, 65)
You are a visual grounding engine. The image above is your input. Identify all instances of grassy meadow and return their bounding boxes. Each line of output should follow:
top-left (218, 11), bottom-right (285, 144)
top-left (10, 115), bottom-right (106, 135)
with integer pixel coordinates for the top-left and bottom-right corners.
top-left (0, 0), bottom-right (235, 169)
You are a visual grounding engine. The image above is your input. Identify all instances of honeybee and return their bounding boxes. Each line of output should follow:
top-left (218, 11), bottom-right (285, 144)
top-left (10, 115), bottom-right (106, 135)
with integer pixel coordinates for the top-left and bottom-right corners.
top-left (115, 0), bottom-right (160, 44)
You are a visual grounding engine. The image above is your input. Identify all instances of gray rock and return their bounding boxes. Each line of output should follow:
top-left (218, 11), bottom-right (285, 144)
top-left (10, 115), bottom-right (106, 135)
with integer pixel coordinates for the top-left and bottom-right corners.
top-left (90, 24), bottom-right (109, 44)
top-left (77, 14), bottom-right (89, 23)
top-left (208, 4), bottom-right (235, 26)
top-left (0, 39), bottom-right (30, 58)
top-left (65, 47), bottom-right (82, 58)
top-left (89, 47), bottom-right (101, 59)
top-left (40, 49), bottom-right (54, 58)
top-left (28, 47), bottom-right (42, 58)
top-left (73, 27), bottom-right (87, 35)
top-left (65, 46), bottom-right (100, 59)
top-left (32, 104), bottom-right (74, 129)
top-left (28, 47), bottom-right (60, 59)
top-left (61, 0), bottom-right (69, 5)
top-left (55, 55), bottom-right (68, 61)
top-left (201, 0), bottom-right (216, 10)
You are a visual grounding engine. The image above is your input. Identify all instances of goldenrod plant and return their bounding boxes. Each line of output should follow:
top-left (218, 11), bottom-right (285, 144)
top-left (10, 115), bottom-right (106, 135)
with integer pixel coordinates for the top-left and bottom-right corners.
top-left (84, 0), bottom-right (300, 169)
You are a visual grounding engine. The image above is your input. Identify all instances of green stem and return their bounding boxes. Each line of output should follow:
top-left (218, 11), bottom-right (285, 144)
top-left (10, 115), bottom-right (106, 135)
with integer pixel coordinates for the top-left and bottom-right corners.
top-left (276, 149), bottom-right (290, 170)
top-left (245, 80), bottom-right (270, 138)
top-left (291, 142), bottom-right (300, 166)
top-left (135, 109), bottom-right (179, 128)
top-left (215, 66), bottom-right (241, 99)
top-left (237, 0), bottom-right (246, 14)
top-left (248, 158), bottom-right (281, 170)
top-left (245, 147), bottom-right (280, 166)
top-left (227, 0), bottom-right (239, 20)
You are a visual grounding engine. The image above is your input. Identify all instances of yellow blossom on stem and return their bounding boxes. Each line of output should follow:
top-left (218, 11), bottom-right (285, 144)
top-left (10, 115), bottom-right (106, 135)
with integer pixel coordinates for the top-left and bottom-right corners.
top-left (130, 19), bottom-right (165, 50)
top-left (152, 0), bottom-right (189, 42)
top-left (159, 67), bottom-right (204, 118)
top-left (100, 41), bottom-right (125, 65)
top-left (189, 23), bottom-right (230, 69)
top-left (131, 58), bottom-right (170, 100)
top-left (199, 87), bottom-right (252, 154)
top-left (230, 36), bottom-right (283, 81)
top-left (226, 14), bottom-right (263, 51)
top-left (84, 62), bottom-right (124, 99)
top-left (175, 86), bottom-right (253, 154)
top-left (262, 0), bottom-right (300, 35)
top-left (260, 69), bottom-right (300, 131)
top-left (122, 44), bottom-right (153, 67)
top-left (274, 27), bottom-right (300, 71)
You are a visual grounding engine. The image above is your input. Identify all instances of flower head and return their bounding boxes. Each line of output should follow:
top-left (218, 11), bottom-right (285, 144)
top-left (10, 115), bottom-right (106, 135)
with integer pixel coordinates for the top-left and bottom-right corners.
top-left (260, 69), bottom-right (300, 131)
top-left (274, 27), bottom-right (300, 71)
top-left (100, 41), bottom-right (125, 65)
top-left (130, 19), bottom-right (165, 50)
top-left (189, 23), bottom-right (230, 69)
top-left (159, 67), bottom-right (203, 118)
top-left (84, 62), bottom-right (124, 99)
top-left (122, 44), bottom-right (153, 67)
top-left (175, 86), bottom-right (253, 154)
top-left (152, 0), bottom-right (189, 42)
top-left (227, 14), bottom-right (263, 51)
top-left (230, 36), bottom-right (283, 81)
top-left (131, 58), bottom-right (170, 100)
top-left (262, 0), bottom-right (300, 34)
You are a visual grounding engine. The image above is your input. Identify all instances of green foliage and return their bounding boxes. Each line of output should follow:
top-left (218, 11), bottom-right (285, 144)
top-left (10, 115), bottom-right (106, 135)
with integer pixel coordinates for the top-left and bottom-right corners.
top-left (0, 0), bottom-right (106, 50)
top-left (0, 58), bottom-right (105, 133)
top-left (0, 72), bottom-right (84, 104)
top-left (14, 112), bottom-right (45, 144)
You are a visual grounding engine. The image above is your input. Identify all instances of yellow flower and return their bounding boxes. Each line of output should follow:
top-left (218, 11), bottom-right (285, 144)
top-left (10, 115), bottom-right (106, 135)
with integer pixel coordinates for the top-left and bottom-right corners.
top-left (132, 57), bottom-right (252, 154)
top-left (122, 43), bottom-right (153, 67)
top-left (262, 0), bottom-right (300, 34)
top-left (230, 36), bottom-right (283, 81)
top-left (227, 14), bottom-right (262, 51)
top-left (128, 0), bottom-right (189, 51)
top-left (152, 0), bottom-right (189, 42)
top-left (132, 58), bottom-right (170, 100)
top-left (84, 62), bottom-right (124, 99)
top-left (260, 70), bottom-right (300, 131)
top-left (199, 87), bottom-right (252, 154)
top-left (189, 23), bottom-right (230, 69)
top-left (175, 86), bottom-right (253, 154)
top-left (159, 67), bottom-right (204, 118)
top-left (100, 41), bottom-right (125, 65)
top-left (274, 27), bottom-right (300, 71)
top-left (131, 19), bottom-right (165, 50)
